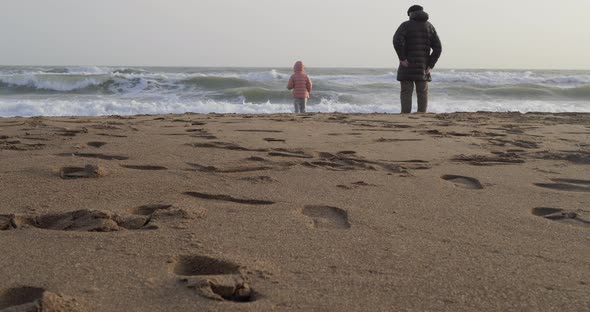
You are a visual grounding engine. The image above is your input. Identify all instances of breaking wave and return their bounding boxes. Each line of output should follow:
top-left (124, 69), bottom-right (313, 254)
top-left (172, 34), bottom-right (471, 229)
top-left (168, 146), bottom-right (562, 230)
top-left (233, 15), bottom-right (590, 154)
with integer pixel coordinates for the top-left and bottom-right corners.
top-left (0, 66), bottom-right (588, 116)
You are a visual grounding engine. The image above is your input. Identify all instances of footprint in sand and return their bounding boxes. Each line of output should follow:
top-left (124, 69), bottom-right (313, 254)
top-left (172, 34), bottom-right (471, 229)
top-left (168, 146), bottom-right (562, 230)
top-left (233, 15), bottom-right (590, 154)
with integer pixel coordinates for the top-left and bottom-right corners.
top-left (488, 138), bottom-right (541, 149)
top-left (96, 133), bottom-right (127, 138)
top-left (59, 165), bottom-right (107, 179)
top-left (534, 179), bottom-right (590, 193)
top-left (441, 175), bottom-right (484, 190)
top-left (327, 133), bottom-right (362, 136)
top-left (452, 154), bottom-right (525, 166)
top-left (551, 178), bottom-right (590, 185)
top-left (186, 163), bottom-right (217, 173)
top-left (172, 255), bottom-right (241, 276)
top-left (0, 215), bottom-right (16, 230)
top-left (187, 162), bottom-right (272, 173)
top-left (337, 181), bottom-right (378, 189)
top-left (0, 287), bottom-right (82, 311)
top-left (88, 124), bottom-right (124, 131)
top-left (184, 128), bottom-right (203, 132)
top-left (191, 134), bottom-right (218, 140)
top-left (127, 204), bottom-right (174, 216)
top-left (301, 205), bottom-right (351, 230)
top-left (531, 207), bottom-right (590, 228)
top-left (244, 156), bottom-right (271, 162)
top-left (532, 151), bottom-right (590, 165)
top-left (56, 152), bottom-right (129, 161)
top-left (55, 128), bottom-right (88, 137)
top-left (240, 176), bottom-right (277, 184)
top-left (190, 142), bottom-right (268, 152)
top-left (236, 129), bottom-right (283, 133)
top-left (268, 152), bottom-right (312, 159)
top-left (127, 204), bottom-right (196, 226)
top-left (375, 138), bottom-right (423, 142)
top-left (263, 138), bottom-right (286, 143)
top-left (171, 255), bottom-right (255, 302)
top-left (1, 210), bottom-right (154, 232)
top-left (268, 148), bottom-right (313, 159)
top-left (184, 129), bottom-right (216, 139)
top-left (247, 157), bottom-right (295, 170)
top-left (308, 151), bottom-right (409, 173)
top-left (87, 141), bottom-right (107, 148)
top-left (121, 165), bottom-right (168, 171)
top-left (0, 140), bottom-right (46, 151)
top-left (184, 192), bottom-right (275, 205)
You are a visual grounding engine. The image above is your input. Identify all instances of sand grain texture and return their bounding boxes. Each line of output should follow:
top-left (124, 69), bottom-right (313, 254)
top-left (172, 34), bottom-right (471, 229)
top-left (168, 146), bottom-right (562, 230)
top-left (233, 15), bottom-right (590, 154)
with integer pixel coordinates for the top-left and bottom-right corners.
top-left (0, 112), bottom-right (589, 311)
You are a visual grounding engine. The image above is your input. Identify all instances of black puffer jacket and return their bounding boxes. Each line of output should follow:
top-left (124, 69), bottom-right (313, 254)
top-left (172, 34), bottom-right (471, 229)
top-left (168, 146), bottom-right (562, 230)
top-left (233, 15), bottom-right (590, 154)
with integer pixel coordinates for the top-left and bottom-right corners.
top-left (393, 11), bottom-right (442, 81)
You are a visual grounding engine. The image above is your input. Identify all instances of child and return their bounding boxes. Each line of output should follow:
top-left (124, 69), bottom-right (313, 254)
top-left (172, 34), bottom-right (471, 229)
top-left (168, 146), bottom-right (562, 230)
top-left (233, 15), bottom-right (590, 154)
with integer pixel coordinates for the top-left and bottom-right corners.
top-left (287, 61), bottom-right (312, 113)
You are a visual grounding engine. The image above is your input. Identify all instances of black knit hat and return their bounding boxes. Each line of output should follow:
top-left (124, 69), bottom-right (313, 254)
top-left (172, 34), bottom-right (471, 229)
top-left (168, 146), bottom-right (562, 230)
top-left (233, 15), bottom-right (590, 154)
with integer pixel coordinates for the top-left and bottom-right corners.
top-left (407, 5), bottom-right (423, 16)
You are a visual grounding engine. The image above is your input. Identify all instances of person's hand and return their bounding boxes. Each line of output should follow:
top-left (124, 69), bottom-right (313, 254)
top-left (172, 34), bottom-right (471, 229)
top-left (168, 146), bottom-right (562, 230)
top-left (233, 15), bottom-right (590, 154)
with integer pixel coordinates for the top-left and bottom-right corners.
top-left (400, 59), bottom-right (409, 67)
top-left (425, 67), bottom-right (432, 75)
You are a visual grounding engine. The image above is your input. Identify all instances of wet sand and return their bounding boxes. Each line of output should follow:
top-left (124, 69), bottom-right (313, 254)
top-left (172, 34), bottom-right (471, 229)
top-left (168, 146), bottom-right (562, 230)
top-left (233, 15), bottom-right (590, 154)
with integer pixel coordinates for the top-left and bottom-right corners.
top-left (0, 112), bottom-right (589, 311)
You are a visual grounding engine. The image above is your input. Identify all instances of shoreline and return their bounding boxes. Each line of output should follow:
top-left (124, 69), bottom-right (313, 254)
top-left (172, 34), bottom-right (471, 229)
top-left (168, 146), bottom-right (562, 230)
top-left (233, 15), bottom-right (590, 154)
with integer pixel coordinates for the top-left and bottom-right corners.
top-left (2, 110), bottom-right (590, 118)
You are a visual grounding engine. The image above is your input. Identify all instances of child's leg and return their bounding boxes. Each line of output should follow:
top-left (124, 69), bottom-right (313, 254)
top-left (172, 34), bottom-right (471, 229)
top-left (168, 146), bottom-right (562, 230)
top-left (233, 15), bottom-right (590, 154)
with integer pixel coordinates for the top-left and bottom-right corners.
top-left (294, 98), bottom-right (305, 113)
top-left (300, 98), bottom-right (307, 113)
top-left (293, 99), bottom-right (300, 113)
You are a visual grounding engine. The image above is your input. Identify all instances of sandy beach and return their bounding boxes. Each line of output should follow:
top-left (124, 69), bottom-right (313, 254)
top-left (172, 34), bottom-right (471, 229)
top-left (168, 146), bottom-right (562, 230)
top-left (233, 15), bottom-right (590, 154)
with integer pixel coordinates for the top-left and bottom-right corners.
top-left (0, 112), bottom-right (589, 311)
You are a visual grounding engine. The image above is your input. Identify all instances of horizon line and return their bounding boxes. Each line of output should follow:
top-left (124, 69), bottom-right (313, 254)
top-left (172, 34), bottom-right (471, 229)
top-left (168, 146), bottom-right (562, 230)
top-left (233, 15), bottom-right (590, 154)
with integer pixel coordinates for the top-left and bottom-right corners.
top-left (0, 64), bottom-right (588, 71)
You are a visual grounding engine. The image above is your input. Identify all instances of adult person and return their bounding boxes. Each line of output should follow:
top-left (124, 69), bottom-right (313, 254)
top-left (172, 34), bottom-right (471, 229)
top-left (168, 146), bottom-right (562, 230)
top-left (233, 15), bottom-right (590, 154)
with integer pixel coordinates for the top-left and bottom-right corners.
top-left (393, 5), bottom-right (442, 113)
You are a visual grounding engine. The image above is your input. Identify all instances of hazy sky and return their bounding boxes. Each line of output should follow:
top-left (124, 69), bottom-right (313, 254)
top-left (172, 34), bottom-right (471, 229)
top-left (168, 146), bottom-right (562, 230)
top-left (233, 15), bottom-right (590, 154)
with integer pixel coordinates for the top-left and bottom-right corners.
top-left (1, 0), bottom-right (588, 69)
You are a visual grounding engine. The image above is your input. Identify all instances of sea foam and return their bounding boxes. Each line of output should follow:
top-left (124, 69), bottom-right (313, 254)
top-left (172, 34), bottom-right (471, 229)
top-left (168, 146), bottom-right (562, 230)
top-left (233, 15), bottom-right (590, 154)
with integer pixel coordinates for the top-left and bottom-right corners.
top-left (0, 66), bottom-right (588, 117)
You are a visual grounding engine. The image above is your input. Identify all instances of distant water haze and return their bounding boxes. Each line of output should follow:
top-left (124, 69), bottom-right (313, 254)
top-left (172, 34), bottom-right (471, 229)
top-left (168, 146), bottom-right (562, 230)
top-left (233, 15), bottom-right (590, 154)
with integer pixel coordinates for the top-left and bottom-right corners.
top-left (0, 66), bottom-right (588, 116)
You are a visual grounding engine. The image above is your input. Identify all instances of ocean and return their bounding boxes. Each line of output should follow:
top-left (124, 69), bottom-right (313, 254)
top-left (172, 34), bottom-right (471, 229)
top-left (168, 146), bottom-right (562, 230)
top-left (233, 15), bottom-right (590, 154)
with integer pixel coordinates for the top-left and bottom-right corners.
top-left (0, 66), bottom-right (589, 117)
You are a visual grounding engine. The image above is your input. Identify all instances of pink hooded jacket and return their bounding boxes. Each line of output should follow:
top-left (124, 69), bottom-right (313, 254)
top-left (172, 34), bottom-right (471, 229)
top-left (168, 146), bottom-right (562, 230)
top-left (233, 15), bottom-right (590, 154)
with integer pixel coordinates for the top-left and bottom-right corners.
top-left (287, 61), bottom-right (312, 99)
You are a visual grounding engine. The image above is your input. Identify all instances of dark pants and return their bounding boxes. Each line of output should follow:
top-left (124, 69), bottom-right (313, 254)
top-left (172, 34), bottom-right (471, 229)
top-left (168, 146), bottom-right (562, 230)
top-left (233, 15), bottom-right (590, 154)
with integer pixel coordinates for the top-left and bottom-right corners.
top-left (400, 81), bottom-right (428, 113)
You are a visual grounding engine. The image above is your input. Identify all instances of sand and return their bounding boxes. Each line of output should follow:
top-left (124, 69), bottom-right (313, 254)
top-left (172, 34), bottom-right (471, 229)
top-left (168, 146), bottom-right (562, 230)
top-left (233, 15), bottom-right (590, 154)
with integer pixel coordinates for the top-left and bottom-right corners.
top-left (0, 112), bottom-right (589, 311)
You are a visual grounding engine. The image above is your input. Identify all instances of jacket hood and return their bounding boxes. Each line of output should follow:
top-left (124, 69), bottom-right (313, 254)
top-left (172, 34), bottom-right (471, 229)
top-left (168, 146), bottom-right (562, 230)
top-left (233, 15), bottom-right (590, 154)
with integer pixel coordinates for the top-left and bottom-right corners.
top-left (410, 10), bottom-right (429, 22)
top-left (293, 61), bottom-right (305, 73)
